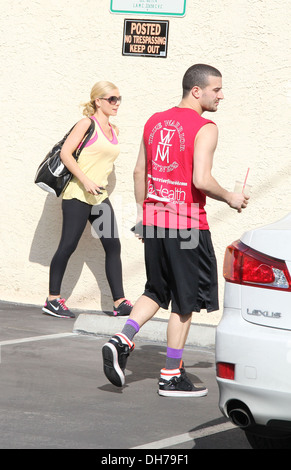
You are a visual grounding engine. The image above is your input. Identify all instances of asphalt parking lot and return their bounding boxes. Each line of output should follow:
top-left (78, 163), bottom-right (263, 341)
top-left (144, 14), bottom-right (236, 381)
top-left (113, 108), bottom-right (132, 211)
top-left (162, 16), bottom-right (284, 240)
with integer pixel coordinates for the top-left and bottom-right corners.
top-left (0, 301), bottom-right (251, 452)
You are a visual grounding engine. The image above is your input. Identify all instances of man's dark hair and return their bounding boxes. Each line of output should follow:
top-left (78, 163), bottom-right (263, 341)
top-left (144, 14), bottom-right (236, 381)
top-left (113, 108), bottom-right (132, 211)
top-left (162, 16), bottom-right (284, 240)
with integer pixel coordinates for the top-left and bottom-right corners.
top-left (182, 64), bottom-right (222, 97)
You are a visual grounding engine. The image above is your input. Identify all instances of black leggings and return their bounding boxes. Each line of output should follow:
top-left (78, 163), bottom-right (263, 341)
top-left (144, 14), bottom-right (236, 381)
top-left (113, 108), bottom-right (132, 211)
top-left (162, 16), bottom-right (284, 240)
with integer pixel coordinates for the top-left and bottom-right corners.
top-left (49, 198), bottom-right (125, 301)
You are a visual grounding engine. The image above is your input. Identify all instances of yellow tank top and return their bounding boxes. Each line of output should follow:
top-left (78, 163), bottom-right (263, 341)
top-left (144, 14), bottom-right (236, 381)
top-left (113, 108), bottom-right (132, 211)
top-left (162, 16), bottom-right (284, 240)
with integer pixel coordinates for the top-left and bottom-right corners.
top-left (63, 116), bottom-right (120, 205)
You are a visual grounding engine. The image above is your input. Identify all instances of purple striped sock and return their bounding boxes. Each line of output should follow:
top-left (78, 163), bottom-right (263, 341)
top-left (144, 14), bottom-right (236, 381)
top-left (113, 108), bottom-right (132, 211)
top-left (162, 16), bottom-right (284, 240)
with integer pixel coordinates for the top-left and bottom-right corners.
top-left (166, 347), bottom-right (184, 369)
top-left (121, 318), bottom-right (140, 341)
top-left (126, 319), bottom-right (140, 333)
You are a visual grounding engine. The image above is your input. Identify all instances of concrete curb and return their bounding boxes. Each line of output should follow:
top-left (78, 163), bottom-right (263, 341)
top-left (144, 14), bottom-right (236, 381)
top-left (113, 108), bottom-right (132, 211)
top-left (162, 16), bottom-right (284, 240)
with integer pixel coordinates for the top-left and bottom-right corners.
top-left (73, 312), bottom-right (216, 348)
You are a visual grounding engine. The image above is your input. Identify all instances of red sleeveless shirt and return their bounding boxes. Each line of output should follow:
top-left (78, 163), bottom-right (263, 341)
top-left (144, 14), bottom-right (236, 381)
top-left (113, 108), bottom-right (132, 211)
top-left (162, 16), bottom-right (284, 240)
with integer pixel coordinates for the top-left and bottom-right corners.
top-left (143, 107), bottom-right (215, 230)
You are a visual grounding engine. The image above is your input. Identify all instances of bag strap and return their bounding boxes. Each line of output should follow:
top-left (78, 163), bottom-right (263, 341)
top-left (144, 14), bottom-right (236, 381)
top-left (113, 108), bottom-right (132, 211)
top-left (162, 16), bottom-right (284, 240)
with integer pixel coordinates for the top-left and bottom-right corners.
top-left (74, 118), bottom-right (95, 159)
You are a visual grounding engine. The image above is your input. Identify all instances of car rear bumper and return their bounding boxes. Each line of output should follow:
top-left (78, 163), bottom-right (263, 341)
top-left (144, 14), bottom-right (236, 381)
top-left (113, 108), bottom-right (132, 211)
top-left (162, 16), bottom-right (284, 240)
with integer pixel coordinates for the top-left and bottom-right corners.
top-left (216, 306), bottom-right (291, 427)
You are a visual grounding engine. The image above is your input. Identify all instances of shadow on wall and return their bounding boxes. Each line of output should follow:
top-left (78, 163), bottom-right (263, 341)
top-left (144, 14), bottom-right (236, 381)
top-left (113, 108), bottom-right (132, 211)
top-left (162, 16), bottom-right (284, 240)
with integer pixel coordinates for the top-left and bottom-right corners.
top-left (29, 169), bottom-right (117, 312)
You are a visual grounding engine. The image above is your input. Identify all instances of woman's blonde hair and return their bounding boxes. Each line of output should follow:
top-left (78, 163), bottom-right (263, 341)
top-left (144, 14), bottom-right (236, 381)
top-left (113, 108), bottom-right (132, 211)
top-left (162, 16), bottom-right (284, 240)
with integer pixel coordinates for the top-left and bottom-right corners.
top-left (82, 81), bottom-right (118, 117)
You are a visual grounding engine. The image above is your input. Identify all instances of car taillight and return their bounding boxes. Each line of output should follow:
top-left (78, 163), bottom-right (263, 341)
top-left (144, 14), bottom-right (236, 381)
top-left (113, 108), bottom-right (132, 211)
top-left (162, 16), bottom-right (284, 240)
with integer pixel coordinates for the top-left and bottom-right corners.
top-left (216, 362), bottom-right (235, 380)
top-left (223, 240), bottom-right (291, 291)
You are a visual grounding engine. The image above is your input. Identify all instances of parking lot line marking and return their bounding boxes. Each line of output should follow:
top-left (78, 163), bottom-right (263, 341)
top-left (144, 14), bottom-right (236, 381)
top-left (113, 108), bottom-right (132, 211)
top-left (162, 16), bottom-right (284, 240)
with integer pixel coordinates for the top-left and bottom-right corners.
top-left (0, 332), bottom-right (78, 346)
top-left (131, 421), bottom-right (236, 449)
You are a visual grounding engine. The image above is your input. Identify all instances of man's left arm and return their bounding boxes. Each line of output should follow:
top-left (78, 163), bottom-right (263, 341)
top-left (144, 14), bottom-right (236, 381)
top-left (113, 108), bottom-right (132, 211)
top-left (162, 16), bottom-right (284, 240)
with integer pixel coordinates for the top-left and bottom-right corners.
top-left (193, 124), bottom-right (248, 213)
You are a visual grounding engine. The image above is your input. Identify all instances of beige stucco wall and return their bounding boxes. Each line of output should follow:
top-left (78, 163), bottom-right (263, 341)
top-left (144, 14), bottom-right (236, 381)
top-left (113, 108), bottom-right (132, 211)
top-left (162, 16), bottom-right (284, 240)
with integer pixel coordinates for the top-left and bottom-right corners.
top-left (1, 0), bottom-right (290, 325)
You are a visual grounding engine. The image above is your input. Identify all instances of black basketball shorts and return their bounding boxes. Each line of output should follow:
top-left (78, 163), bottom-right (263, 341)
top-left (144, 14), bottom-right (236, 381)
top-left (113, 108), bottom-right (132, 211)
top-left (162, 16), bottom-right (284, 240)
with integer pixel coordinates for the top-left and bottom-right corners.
top-left (142, 227), bottom-right (219, 315)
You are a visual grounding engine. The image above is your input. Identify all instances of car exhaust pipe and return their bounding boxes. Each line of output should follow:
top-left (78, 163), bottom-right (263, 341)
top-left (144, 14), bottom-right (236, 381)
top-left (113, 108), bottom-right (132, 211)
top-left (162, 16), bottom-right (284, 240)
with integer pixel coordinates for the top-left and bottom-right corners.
top-left (228, 408), bottom-right (253, 428)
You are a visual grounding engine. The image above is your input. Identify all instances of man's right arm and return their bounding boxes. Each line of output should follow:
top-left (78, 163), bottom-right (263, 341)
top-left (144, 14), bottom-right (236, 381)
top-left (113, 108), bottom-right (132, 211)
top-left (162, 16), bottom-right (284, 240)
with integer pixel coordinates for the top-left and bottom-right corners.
top-left (193, 124), bottom-right (249, 213)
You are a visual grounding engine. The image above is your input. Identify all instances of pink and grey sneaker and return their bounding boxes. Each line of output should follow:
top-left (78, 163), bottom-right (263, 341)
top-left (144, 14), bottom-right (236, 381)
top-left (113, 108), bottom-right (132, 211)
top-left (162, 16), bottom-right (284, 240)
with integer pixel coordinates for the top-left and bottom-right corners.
top-left (113, 300), bottom-right (133, 317)
top-left (42, 298), bottom-right (75, 318)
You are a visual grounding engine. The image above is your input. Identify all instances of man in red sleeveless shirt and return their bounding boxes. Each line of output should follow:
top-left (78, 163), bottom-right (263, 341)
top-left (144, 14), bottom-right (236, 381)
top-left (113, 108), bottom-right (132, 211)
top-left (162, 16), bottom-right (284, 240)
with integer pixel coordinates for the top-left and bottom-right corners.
top-left (102, 64), bottom-right (249, 396)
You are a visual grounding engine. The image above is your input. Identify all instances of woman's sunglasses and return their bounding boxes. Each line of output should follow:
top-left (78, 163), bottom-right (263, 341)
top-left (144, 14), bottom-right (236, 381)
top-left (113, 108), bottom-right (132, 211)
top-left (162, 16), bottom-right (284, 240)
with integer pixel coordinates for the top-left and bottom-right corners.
top-left (100, 96), bottom-right (122, 105)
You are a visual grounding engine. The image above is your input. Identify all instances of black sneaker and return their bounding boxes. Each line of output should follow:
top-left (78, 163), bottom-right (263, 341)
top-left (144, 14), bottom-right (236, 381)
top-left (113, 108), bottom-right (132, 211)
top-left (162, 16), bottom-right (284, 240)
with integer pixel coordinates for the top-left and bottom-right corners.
top-left (113, 300), bottom-right (133, 317)
top-left (102, 333), bottom-right (134, 387)
top-left (42, 298), bottom-right (75, 319)
top-left (158, 365), bottom-right (208, 397)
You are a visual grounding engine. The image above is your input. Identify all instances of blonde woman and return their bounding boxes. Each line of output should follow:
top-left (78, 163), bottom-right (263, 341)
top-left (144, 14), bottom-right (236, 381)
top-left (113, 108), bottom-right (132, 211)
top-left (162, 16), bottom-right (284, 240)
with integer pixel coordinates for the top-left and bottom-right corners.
top-left (42, 81), bottom-right (132, 318)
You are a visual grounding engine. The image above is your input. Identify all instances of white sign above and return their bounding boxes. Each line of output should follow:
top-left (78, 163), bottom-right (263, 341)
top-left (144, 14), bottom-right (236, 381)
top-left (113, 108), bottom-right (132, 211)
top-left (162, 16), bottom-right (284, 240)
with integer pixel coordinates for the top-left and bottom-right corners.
top-left (110, 0), bottom-right (186, 17)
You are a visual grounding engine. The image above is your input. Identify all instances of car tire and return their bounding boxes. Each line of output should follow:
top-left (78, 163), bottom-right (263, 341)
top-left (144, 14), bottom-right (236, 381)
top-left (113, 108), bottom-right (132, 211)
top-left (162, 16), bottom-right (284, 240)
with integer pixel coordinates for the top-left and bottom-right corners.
top-left (245, 430), bottom-right (291, 449)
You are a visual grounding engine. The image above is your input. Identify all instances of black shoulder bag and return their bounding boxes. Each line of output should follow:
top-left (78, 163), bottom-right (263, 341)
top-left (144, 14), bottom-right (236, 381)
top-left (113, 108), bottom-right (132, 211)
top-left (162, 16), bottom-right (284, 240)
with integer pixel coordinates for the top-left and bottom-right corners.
top-left (34, 119), bottom-right (95, 197)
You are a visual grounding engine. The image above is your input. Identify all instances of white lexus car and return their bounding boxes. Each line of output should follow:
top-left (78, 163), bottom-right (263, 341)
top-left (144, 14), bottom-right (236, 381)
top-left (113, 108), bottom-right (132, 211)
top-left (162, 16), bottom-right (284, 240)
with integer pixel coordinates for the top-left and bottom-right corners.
top-left (216, 212), bottom-right (291, 449)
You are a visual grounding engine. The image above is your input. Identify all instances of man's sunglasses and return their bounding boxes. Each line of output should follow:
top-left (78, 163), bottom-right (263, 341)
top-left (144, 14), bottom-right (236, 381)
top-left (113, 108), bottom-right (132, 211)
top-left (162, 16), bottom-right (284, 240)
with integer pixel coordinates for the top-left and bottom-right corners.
top-left (100, 96), bottom-right (122, 105)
